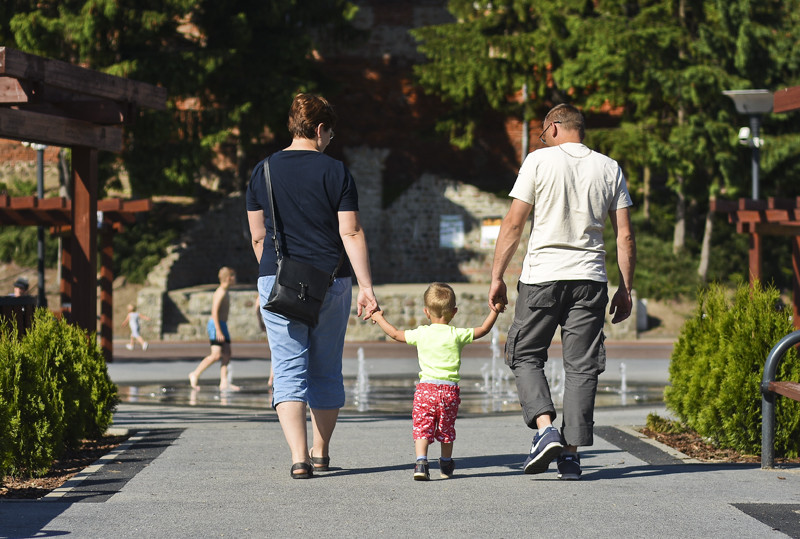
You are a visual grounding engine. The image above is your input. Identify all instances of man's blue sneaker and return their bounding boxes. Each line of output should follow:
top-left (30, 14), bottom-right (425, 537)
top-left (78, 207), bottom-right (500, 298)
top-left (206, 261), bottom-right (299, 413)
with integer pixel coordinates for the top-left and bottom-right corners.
top-left (557, 453), bottom-right (582, 480)
top-left (523, 426), bottom-right (563, 474)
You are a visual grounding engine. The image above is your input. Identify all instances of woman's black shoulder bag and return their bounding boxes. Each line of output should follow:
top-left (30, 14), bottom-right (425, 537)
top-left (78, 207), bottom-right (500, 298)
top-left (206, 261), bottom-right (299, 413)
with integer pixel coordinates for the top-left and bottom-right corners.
top-left (262, 158), bottom-right (344, 327)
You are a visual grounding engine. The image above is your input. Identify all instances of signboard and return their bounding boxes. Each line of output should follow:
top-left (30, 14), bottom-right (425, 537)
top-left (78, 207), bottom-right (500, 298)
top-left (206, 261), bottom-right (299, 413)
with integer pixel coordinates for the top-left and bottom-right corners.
top-left (439, 215), bottom-right (464, 248)
top-left (480, 217), bottom-right (502, 248)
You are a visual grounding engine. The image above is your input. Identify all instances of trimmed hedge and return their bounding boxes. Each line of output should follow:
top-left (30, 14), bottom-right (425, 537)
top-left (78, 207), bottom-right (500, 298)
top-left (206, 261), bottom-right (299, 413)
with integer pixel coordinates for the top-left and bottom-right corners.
top-left (665, 282), bottom-right (800, 458)
top-left (0, 309), bottom-right (119, 477)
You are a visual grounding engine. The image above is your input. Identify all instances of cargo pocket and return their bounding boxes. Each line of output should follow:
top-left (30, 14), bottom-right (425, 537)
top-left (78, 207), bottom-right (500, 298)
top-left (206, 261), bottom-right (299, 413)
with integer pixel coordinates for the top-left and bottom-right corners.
top-left (505, 324), bottom-right (519, 367)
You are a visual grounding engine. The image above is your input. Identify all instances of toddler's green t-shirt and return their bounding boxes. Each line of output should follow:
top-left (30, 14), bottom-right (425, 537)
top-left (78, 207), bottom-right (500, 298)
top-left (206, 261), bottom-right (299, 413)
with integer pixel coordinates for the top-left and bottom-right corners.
top-left (404, 324), bottom-right (474, 383)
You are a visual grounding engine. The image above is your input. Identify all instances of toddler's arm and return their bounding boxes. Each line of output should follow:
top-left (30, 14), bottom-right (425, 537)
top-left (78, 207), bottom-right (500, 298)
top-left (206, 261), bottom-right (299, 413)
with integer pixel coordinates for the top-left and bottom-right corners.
top-left (473, 304), bottom-right (504, 340)
top-left (370, 310), bottom-right (406, 343)
top-left (121, 314), bottom-right (130, 328)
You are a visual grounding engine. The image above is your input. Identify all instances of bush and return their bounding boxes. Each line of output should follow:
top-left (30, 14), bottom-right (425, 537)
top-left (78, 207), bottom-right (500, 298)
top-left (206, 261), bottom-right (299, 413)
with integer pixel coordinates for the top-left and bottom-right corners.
top-left (665, 281), bottom-right (800, 457)
top-left (0, 310), bottom-right (119, 477)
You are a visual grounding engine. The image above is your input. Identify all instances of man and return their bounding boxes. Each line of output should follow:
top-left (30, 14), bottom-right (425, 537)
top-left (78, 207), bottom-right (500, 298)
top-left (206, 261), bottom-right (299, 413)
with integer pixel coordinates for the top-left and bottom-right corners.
top-left (489, 103), bottom-right (636, 480)
top-left (12, 277), bottom-right (29, 297)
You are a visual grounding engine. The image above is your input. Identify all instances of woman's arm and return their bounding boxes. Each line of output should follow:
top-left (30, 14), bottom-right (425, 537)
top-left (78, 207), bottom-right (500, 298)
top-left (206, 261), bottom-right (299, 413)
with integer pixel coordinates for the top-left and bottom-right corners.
top-left (248, 210), bottom-right (267, 263)
top-left (339, 210), bottom-right (379, 319)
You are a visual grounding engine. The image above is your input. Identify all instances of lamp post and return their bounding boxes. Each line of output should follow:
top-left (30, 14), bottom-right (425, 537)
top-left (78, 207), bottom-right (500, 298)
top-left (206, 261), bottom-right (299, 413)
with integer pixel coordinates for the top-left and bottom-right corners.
top-left (722, 89), bottom-right (773, 200)
top-left (21, 141), bottom-right (48, 308)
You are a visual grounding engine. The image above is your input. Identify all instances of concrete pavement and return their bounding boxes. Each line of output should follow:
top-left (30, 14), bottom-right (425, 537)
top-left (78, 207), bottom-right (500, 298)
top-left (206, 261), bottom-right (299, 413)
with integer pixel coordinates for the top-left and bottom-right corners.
top-left (1, 340), bottom-right (799, 538)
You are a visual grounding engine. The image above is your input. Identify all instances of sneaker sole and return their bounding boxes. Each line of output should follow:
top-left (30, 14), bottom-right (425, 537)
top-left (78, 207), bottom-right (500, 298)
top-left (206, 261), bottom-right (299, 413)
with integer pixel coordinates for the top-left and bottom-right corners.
top-left (413, 473), bottom-right (430, 481)
top-left (557, 472), bottom-right (581, 480)
top-left (524, 443), bottom-right (563, 474)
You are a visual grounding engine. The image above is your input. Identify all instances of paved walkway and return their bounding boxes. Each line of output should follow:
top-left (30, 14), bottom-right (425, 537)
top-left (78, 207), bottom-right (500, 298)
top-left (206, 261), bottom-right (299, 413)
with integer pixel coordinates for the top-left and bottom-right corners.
top-left (1, 341), bottom-right (799, 538)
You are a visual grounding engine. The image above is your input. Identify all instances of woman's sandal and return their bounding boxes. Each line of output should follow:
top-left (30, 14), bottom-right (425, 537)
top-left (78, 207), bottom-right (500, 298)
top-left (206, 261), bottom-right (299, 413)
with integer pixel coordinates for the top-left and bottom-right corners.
top-left (309, 451), bottom-right (330, 472)
top-left (290, 462), bottom-right (313, 479)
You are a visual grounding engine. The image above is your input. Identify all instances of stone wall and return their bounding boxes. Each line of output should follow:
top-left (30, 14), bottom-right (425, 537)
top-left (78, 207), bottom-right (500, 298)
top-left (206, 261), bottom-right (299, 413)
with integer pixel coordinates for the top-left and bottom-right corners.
top-left (378, 173), bottom-right (526, 283)
top-left (149, 282), bottom-right (637, 343)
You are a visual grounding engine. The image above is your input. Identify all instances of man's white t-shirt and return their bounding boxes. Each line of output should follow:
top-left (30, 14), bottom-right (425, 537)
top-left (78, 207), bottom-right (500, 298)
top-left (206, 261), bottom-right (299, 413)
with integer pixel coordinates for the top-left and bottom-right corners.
top-left (509, 142), bottom-right (632, 284)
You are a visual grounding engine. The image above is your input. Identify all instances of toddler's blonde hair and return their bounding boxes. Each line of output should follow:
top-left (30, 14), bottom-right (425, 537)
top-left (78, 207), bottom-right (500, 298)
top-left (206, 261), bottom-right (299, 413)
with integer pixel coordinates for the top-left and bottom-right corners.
top-left (424, 282), bottom-right (457, 321)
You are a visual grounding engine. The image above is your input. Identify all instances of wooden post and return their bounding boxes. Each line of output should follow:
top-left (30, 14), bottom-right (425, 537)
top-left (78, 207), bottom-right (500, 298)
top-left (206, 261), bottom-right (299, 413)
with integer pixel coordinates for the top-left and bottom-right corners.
top-left (748, 223), bottom-right (762, 286)
top-left (60, 235), bottom-right (72, 321)
top-left (70, 147), bottom-right (98, 336)
top-left (100, 225), bottom-right (114, 361)
top-left (793, 237), bottom-right (800, 330)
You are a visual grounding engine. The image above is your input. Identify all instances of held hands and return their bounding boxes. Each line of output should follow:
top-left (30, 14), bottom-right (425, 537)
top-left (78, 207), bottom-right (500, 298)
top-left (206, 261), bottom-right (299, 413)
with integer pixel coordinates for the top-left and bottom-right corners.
top-left (356, 288), bottom-right (380, 320)
top-left (488, 279), bottom-right (508, 313)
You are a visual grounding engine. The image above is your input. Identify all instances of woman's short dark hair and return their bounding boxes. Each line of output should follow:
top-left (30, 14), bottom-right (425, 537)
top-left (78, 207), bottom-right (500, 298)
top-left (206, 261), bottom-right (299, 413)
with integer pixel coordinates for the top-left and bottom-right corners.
top-left (545, 103), bottom-right (585, 141)
top-left (287, 93), bottom-right (337, 139)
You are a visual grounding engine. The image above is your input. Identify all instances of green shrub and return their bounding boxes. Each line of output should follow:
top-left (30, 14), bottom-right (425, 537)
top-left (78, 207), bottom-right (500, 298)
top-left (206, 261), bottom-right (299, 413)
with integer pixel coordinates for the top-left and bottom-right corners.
top-left (645, 413), bottom-right (688, 435)
top-left (665, 281), bottom-right (800, 457)
top-left (0, 322), bottom-right (18, 475)
top-left (0, 310), bottom-right (119, 477)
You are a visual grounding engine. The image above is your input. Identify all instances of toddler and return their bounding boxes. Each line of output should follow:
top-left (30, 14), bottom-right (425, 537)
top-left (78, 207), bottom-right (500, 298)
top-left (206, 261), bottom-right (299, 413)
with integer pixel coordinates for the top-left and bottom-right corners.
top-left (370, 282), bottom-right (503, 480)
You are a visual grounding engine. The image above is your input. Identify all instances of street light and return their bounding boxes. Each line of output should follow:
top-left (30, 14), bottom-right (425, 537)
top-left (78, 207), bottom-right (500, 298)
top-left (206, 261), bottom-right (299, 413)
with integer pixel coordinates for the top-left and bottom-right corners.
top-left (21, 141), bottom-right (48, 308)
top-left (723, 89), bottom-right (773, 200)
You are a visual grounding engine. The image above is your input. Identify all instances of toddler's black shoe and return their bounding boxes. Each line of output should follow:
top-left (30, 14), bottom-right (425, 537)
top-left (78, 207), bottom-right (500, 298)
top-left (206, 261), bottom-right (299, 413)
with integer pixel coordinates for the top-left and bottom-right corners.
top-left (413, 460), bottom-right (430, 481)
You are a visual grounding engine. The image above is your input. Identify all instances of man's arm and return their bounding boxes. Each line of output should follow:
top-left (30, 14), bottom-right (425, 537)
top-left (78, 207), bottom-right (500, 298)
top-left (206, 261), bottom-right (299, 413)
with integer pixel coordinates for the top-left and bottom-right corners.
top-left (489, 199), bottom-right (532, 311)
top-left (608, 207), bottom-right (636, 324)
top-left (247, 210), bottom-right (267, 263)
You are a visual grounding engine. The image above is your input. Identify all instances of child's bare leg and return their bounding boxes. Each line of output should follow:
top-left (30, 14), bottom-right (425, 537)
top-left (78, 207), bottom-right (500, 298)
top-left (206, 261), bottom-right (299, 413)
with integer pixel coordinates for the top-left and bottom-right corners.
top-left (414, 438), bottom-right (430, 460)
top-left (219, 344), bottom-right (240, 391)
top-left (441, 441), bottom-right (453, 459)
top-left (189, 346), bottom-right (222, 389)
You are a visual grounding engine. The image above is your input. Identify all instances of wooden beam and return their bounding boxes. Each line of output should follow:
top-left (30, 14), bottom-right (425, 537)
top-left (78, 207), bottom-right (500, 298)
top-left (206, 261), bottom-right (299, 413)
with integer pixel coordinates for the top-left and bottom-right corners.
top-left (0, 47), bottom-right (167, 110)
top-left (0, 108), bottom-right (123, 152)
top-left (15, 101), bottom-right (132, 125)
top-left (774, 86), bottom-right (800, 114)
top-left (0, 76), bottom-right (32, 102)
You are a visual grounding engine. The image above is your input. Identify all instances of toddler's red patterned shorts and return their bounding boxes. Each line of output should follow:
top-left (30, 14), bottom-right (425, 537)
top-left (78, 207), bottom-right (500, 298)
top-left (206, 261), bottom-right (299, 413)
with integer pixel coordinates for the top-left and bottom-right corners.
top-left (412, 382), bottom-right (461, 443)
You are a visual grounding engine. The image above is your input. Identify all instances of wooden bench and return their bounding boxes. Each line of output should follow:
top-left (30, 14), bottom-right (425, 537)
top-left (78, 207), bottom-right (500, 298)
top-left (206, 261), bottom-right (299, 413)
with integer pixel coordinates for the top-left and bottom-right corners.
top-left (761, 330), bottom-right (800, 468)
top-left (768, 381), bottom-right (800, 402)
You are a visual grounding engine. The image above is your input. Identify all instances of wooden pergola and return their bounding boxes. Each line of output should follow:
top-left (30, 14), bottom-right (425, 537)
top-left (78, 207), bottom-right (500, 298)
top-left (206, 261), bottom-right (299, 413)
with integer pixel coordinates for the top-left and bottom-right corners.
top-left (712, 85), bottom-right (800, 328)
top-left (0, 47), bottom-right (167, 360)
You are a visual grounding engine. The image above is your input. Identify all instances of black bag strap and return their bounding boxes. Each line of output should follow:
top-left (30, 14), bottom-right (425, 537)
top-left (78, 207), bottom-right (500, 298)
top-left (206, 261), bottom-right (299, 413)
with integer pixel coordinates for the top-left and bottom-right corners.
top-left (262, 158), bottom-right (344, 283)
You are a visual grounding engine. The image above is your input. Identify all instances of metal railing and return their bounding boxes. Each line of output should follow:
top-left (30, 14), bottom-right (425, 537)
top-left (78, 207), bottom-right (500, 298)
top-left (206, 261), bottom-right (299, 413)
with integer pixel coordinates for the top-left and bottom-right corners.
top-left (761, 330), bottom-right (800, 468)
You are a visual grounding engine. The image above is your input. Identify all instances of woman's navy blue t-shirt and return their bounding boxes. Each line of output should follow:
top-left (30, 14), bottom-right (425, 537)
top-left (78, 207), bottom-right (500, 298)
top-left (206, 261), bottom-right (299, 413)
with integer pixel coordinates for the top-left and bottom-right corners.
top-left (246, 150), bottom-right (359, 278)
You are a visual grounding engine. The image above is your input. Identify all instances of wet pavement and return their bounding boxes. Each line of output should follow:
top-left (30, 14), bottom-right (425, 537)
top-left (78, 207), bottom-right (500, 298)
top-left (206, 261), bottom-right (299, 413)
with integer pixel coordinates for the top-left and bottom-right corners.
top-left (108, 336), bottom-right (674, 413)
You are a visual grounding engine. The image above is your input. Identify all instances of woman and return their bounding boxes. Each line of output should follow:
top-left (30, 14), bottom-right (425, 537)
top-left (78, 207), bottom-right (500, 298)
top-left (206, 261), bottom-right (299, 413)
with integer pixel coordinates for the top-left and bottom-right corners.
top-left (246, 93), bottom-right (378, 479)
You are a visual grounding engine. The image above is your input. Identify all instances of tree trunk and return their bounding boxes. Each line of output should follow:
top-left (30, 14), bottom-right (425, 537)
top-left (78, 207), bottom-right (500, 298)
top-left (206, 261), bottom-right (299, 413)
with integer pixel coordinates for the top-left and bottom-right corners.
top-left (643, 166), bottom-right (651, 221)
top-left (673, 175), bottom-right (686, 254)
top-left (697, 208), bottom-right (713, 281)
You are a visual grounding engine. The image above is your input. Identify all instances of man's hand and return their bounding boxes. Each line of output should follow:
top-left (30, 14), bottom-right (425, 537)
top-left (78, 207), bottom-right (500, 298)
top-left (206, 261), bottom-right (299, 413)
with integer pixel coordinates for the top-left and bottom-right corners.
top-left (489, 279), bottom-right (508, 313)
top-left (609, 287), bottom-right (632, 324)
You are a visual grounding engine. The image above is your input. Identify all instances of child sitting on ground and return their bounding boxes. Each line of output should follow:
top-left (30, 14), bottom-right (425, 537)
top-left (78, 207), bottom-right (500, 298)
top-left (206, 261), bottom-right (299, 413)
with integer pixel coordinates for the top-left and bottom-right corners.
top-left (370, 282), bottom-right (504, 481)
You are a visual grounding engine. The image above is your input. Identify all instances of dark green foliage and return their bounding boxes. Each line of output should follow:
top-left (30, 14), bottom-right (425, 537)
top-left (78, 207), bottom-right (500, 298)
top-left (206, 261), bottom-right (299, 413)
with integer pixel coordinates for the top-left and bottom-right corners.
top-left (2, 0), bottom-right (361, 197)
top-left (665, 282), bottom-right (800, 457)
top-left (0, 310), bottom-right (118, 477)
top-left (113, 208), bottom-right (182, 284)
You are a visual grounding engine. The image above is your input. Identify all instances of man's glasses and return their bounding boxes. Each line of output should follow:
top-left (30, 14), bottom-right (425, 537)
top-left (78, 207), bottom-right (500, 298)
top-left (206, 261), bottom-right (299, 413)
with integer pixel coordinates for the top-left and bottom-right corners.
top-left (329, 129), bottom-right (335, 141)
top-left (539, 121), bottom-right (561, 144)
